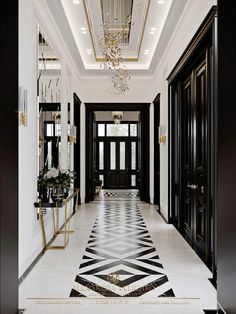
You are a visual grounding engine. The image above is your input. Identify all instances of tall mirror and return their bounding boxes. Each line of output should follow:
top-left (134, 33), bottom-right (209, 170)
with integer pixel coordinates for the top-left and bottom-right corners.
top-left (37, 28), bottom-right (71, 171)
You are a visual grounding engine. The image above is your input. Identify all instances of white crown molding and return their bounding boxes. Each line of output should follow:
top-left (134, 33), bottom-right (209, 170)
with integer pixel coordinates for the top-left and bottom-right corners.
top-left (149, 0), bottom-right (190, 78)
top-left (33, 0), bottom-right (84, 83)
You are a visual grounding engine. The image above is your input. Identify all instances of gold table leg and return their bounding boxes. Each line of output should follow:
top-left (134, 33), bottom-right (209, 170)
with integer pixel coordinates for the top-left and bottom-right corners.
top-left (39, 190), bottom-right (78, 250)
top-left (39, 208), bottom-right (47, 249)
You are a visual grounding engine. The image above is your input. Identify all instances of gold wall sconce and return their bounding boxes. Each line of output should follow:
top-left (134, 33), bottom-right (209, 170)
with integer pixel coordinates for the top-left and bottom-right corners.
top-left (18, 86), bottom-right (28, 127)
top-left (159, 125), bottom-right (167, 144)
top-left (68, 125), bottom-right (77, 144)
top-left (52, 111), bottom-right (61, 124)
top-left (159, 135), bottom-right (167, 144)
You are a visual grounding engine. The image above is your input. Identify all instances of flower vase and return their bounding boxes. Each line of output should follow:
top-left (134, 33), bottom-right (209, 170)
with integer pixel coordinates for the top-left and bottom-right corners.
top-left (52, 186), bottom-right (64, 200)
top-left (40, 186), bottom-right (49, 202)
top-left (63, 188), bottom-right (69, 197)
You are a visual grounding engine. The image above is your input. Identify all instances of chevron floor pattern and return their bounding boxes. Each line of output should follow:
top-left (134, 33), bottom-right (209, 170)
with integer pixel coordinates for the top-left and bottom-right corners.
top-left (70, 200), bottom-right (174, 298)
top-left (96, 189), bottom-right (140, 200)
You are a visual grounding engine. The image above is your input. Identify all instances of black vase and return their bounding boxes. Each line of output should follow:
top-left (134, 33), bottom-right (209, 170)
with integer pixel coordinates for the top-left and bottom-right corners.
top-left (64, 189), bottom-right (69, 197)
top-left (40, 186), bottom-right (49, 202)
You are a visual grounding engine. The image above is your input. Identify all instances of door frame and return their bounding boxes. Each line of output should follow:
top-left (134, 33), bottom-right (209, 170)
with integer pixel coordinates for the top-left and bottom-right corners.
top-left (153, 94), bottom-right (160, 206)
top-left (85, 103), bottom-right (150, 203)
top-left (167, 7), bottom-right (217, 272)
top-left (73, 93), bottom-right (81, 203)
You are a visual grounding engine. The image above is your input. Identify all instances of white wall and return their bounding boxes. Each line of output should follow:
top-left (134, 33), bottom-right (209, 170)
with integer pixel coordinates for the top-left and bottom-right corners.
top-left (19, 0), bottom-right (39, 278)
top-left (18, 0), bottom-right (84, 278)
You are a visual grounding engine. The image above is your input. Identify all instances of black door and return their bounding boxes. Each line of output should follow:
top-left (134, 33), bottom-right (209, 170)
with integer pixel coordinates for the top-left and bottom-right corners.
top-left (96, 122), bottom-right (139, 189)
top-left (104, 139), bottom-right (139, 189)
top-left (181, 54), bottom-right (210, 261)
top-left (73, 93), bottom-right (81, 200)
top-left (106, 140), bottom-right (129, 188)
top-left (153, 94), bottom-right (160, 205)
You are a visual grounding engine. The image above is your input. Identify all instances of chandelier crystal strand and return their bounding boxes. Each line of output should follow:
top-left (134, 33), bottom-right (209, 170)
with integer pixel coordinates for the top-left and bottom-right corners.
top-left (97, 0), bottom-right (132, 94)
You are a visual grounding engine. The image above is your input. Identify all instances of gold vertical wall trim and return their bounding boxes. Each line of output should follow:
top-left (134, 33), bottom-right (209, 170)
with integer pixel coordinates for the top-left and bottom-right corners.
top-left (82, 0), bottom-right (151, 62)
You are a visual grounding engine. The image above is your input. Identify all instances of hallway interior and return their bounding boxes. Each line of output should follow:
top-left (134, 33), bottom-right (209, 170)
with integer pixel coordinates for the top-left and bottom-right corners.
top-left (19, 199), bottom-right (216, 313)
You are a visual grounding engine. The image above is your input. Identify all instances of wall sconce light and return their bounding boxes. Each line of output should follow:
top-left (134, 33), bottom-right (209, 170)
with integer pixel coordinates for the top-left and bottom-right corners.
top-left (159, 125), bottom-right (167, 144)
top-left (52, 111), bottom-right (61, 124)
top-left (18, 86), bottom-right (28, 127)
top-left (68, 125), bottom-right (77, 144)
top-left (112, 111), bottom-right (123, 124)
top-left (39, 135), bottom-right (44, 155)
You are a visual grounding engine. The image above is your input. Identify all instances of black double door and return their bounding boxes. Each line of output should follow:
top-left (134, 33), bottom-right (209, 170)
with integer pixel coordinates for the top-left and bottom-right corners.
top-left (181, 57), bottom-right (209, 259)
top-left (97, 138), bottom-right (139, 189)
top-left (171, 48), bottom-right (212, 263)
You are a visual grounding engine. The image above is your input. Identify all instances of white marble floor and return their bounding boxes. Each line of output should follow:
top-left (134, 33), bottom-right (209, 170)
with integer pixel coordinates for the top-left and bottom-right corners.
top-left (19, 200), bottom-right (217, 314)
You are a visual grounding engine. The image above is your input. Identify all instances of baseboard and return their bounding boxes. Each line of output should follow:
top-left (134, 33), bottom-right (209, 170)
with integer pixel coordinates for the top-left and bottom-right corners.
top-left (157, 206), bottom-right (169, 224)
top-left (18, 212), bottom-right (75, 285)
top-left (218, 302), bottom-right (227, 314)
top-left (209, 277), bottom-right (217, 289)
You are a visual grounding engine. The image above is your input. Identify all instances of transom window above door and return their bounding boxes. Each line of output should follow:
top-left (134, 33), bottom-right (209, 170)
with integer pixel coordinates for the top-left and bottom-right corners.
top-left (97, 123), bottom-right (138, 137)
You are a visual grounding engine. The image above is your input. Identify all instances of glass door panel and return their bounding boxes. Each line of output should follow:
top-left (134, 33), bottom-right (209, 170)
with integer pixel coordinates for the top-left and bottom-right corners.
top-left (131, 175), bottom-right (136, 187)
top-left (131, 142), bottom-right (136, 170)
top-left (110, 142), bottom-right (116, 170)
top-left (120, 142), bottom-right (126, 170)
top-left (99, 142), bottom-right (104, 170)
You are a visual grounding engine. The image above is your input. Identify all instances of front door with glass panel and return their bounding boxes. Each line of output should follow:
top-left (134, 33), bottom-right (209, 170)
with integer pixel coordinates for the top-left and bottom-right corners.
top-left (97, 122), bottom-right (139, 189)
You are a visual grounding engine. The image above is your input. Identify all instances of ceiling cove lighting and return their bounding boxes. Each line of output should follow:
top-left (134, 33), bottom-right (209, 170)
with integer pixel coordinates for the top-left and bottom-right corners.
top-left (80, 27), bottom-right (87, 34)
top-left (149, 27), bottom-right (156, 35)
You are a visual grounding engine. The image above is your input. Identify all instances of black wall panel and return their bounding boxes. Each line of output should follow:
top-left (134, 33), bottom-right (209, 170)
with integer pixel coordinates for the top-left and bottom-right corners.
top-left (217, 1), bottom-right (236, 313)
top-left (0, 1), bottom-right (19, 313)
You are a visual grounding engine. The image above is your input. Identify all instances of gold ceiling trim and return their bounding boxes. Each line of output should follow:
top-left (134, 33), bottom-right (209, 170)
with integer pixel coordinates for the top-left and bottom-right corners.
top-left (82, 0), bottom-right (151, 62)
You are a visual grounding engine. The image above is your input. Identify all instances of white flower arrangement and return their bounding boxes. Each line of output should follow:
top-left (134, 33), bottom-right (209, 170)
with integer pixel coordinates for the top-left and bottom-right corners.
top-left (38, 167), bottom-right (75, 189)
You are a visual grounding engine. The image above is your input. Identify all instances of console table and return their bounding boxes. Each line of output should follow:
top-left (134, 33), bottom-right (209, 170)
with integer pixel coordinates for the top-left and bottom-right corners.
top-left (34, 189), bottom-right (79, 250)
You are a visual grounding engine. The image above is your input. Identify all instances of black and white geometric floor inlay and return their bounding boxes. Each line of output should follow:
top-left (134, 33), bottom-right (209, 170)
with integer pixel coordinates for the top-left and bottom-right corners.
top-left (70, 201), bottom-right (174, 298)
top-left (99, 190), bottom-right (139, 200)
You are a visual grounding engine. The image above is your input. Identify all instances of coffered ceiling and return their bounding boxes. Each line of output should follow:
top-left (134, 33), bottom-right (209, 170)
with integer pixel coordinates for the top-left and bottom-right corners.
top-left (43, 0), bottom-right (190, 79)
top-left (59, 0), bottom-right (173, 70)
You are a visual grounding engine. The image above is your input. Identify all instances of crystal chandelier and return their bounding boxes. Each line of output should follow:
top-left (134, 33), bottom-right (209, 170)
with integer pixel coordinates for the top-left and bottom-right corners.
top-left (98, 0), bottom-right (132, 94)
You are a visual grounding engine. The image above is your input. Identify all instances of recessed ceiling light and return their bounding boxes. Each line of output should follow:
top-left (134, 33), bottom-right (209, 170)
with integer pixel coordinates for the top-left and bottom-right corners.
top-left (73, 0), bottom-right (80, 4)
top-left (157, 0), bottom-right (164, 4)
top-left (150, 27), bottom-right (156, 31)
top-left (87, 49), bottom-right (92, 55)
top-left (149, 31), bottom-right (155, 35)
top-left (80, 27), bottom-right (87, 34)
top-left (144, 49), bottom-right (150, 55)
